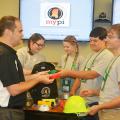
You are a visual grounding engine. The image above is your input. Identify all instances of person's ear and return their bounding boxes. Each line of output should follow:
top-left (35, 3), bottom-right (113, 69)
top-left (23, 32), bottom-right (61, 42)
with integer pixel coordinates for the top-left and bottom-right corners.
top-left (4, 29), bottom-right (13, 36)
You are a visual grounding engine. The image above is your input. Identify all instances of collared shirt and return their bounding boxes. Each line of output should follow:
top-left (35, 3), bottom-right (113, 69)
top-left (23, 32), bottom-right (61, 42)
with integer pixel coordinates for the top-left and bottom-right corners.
top-left (100, 56), bottom-right (120, 105)
top-left (17, 47), bottom-right (46, 70)
top-left (80, 49), bottom-right (114, 104)
top-left (0, 42), bottom-right (26, 108)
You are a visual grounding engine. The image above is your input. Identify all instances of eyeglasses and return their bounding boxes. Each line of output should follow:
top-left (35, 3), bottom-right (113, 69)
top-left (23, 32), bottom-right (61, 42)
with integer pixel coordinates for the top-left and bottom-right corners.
top-left (34, 42), bottom-right (45, 47)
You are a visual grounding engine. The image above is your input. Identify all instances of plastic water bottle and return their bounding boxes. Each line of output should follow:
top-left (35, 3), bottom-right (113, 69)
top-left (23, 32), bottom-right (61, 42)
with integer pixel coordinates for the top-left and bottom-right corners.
top-left (62, 78), bottom-right (71, 99)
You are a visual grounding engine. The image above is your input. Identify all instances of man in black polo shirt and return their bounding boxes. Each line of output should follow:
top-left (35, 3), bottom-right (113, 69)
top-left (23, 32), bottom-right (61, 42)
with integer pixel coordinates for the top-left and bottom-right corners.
top-left (0, 16), bottom-right (54, 120)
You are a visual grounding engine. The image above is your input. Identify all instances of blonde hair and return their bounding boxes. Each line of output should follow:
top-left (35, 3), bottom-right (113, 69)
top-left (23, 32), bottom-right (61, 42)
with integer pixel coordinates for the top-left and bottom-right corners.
top-left (63, 35), bottom-right (79, 69)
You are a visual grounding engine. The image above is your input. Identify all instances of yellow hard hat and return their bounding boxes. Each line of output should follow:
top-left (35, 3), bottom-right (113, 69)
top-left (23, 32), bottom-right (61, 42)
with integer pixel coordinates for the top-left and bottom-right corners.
top-left (63, 96), bottom-right (88, 113)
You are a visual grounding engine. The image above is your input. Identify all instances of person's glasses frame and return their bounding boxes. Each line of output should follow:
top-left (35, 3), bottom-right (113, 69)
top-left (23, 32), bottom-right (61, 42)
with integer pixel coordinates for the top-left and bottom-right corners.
top-left (34, 42), bottom-right (45, 47)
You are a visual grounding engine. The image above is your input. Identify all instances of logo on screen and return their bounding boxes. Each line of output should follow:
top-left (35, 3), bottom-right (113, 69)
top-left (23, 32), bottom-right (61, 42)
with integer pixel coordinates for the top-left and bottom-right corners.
top-left (48, 7), bottom-right (63, 20)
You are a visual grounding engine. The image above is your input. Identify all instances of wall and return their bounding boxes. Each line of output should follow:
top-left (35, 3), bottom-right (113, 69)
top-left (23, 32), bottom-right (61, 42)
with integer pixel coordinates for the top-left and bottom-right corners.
top-left (0, 0), bottom-right (113, 62)
top-left (0, 0), bottom-right (19, 18)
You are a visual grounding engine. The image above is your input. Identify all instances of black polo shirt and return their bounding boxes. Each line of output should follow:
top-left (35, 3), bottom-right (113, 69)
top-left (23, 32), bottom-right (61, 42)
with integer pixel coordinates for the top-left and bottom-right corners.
top-left (0, 42), bottom-right (26, 108)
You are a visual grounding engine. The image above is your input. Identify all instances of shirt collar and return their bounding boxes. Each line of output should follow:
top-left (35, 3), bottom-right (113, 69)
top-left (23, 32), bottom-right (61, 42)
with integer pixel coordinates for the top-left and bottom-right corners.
top-left (0, 42), bottom-right (16, 54)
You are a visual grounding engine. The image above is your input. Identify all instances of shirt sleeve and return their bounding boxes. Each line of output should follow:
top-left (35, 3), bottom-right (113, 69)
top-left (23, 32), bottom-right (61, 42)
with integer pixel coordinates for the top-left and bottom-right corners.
top-left (92, 51), bottom-right (113, 76)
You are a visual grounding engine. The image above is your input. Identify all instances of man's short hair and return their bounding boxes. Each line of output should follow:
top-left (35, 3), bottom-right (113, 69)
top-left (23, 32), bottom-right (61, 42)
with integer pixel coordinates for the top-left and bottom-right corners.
top-left (0, 16), bottom-right (19, 36)
top-left (90, 27), bottom-right (107, 40)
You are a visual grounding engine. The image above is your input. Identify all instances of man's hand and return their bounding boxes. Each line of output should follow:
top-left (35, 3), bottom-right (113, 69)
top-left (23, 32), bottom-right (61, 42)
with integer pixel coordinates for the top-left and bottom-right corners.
top-left (58, 70), bottom-right (70, 77)
top-left (88, 105), bottom-right (100, 115)
top-left (38, 74), bottom-right (54, 84)
top-left (37, 71), bottom-right (49, 75)
top-left (80, 89), bottom-right (99, 97)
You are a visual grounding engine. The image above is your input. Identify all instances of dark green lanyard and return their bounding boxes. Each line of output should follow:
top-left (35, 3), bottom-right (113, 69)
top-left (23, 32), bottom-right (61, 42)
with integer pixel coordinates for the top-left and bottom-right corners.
top-left (101, 55), bottom-right (120, 91)
top-left (81, 49), bottom-right (105, 83)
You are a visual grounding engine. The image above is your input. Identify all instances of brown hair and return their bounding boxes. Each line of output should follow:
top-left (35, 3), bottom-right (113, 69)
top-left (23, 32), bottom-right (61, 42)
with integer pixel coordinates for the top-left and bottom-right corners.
top-left (0, 16), bottom-right (19, 36)
top-left (28, 33), bottom-right (45, 55)
top-left (109, 24), bottom-right (120, 39)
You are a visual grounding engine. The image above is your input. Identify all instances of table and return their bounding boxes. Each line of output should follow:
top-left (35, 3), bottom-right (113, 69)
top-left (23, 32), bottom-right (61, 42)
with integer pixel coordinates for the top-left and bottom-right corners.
top-left (25, 100), bottom-right (88, 120)
top-left (25, 110), bottom-right (87, 120)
